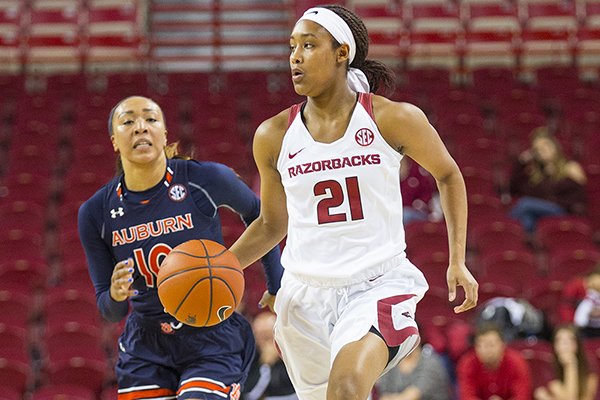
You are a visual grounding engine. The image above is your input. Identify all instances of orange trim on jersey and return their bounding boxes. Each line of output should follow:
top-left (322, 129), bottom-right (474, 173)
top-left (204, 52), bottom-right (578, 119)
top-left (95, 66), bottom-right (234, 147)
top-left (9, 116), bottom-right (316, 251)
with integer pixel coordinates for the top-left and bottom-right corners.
top-left (177, 380), bottom-right (230, 395)
top-left (140, 199), bottom-right (150, 204)
top-left (118, 388), bottom-right (176, 400)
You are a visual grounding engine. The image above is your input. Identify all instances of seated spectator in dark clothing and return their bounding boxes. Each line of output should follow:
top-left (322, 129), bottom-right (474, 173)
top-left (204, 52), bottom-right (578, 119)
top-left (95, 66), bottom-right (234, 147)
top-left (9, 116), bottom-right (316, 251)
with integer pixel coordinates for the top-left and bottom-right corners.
top-left (509, 127), bottom-right (587, 233)
top-left (534, 325), bottom-right (598, 400)
top-left (475, 296), bottom-right (549, 342)
top-left (457, 323), bottom-right (532, 400)
top-left (376, 343), bottom-right (452, 400)
top-left (243, 312), bottom-right (297, 400)
top-left (559, 265), bottom-right (600, 338)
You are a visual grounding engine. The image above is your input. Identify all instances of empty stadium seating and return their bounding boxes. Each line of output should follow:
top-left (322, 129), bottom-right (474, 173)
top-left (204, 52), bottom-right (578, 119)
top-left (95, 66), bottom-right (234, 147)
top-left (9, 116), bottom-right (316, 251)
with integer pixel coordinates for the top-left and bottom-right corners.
top-left (469, 217), bottom-right (528, 254)
top-left (30, 384), bottom-right (98, 400)
top-left (0, 348), bottom-right (32, 397)
top-left (478, 248), bottom-right (541, 292)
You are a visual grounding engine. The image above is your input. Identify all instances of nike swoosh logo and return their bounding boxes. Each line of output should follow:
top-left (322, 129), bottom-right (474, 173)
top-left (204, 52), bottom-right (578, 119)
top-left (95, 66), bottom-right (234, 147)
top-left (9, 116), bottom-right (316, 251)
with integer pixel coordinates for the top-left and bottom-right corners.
top-left (288, 148), bottom-right (305, 159)
top-left (307, 10), bottom-right (318, 15)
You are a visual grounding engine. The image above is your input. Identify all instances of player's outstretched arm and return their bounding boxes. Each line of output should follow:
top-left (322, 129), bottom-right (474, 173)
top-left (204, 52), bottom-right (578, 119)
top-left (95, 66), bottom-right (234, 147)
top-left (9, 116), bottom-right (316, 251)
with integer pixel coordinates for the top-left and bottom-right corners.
top-left (78, 197), bottom-right (131, 322)
top-left (372, 96), bottom-right (478, 313)
top-left (230, 112), bottom-right (289, 270)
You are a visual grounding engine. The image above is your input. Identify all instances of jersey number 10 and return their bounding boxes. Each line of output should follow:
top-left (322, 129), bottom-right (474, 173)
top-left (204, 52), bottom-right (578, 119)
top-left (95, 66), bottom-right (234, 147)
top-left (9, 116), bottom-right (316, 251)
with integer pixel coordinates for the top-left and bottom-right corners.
top-left (133, 243), bottom-right (172, 287)
top-left (315, 176), bottom-right (364, 224)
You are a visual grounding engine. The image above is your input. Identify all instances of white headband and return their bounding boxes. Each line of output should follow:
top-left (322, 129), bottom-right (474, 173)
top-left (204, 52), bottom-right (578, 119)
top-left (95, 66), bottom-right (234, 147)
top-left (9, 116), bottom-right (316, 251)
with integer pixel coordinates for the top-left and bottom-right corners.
top-left (299, 7), bottom-right (356, 63)
top-left (297, 7), bottom-right (370, 93)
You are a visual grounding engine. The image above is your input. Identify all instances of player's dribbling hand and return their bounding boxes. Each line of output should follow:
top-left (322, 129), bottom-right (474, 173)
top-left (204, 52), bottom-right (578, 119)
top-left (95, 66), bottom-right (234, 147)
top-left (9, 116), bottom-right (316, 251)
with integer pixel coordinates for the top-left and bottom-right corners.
top-left (258, 290), bottom-right (276, 312)
top-left (447, 262), bottom-right (478, 313)
top-left (110, 258), bottom-right (138, 302)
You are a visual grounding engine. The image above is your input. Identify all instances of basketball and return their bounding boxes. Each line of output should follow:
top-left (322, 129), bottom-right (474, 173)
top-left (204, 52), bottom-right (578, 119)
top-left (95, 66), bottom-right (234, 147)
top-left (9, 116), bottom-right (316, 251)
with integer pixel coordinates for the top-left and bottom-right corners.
top-left (157, 239), bottom-right (244, 328)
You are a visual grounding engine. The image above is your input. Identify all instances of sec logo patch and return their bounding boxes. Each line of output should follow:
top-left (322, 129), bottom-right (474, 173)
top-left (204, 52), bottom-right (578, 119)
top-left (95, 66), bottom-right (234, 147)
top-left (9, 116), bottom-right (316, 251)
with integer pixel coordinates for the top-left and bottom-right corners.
top-left (168, 184), bottom-right (187, 202)
top-left (355, 128), bottom-right (374, 146)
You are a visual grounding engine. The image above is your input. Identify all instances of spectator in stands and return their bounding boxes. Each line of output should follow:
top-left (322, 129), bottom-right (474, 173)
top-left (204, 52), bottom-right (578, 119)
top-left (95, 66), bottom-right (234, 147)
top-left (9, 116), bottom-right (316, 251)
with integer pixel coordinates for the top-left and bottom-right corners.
top-left (509, 127), bottom-right (586, 233)
top-left (376, 342), bottom-right (452, 400)
top-left (559, 264), bottom-right (600, 338)
top-left (534, 325), bottom-right (598, 400)
top-left (243, 312), bottom-right (297, 400)
top-left (457, 323), bottom-right (532, 400)
top-left (400, 156), bottom-right (441, 225)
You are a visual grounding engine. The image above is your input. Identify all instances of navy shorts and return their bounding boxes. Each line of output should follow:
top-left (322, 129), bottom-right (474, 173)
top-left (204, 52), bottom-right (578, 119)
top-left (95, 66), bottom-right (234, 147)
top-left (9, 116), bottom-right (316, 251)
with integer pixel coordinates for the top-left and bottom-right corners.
top-left (116, 312), bottom-right (255, 399)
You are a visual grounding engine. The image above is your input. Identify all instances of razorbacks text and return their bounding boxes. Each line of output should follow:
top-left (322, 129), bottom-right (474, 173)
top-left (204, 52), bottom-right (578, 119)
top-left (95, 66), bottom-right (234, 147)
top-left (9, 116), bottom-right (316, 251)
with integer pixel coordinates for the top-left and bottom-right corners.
top-left (288, 154), bottom-right (381, 178)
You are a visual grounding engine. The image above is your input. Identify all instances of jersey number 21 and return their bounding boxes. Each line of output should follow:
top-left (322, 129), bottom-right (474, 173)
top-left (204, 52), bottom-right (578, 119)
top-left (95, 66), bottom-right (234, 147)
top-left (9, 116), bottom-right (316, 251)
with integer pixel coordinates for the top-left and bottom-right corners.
top-left (315, 176), bottom-right (364, 224)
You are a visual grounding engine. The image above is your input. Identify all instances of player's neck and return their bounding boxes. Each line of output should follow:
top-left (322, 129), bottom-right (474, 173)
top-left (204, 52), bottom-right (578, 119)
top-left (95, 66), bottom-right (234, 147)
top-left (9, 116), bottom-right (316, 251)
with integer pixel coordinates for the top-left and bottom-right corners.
top-left (307, 84), bottom-right (356, 118)
top-left (123, 157), bottom-right (167, 192)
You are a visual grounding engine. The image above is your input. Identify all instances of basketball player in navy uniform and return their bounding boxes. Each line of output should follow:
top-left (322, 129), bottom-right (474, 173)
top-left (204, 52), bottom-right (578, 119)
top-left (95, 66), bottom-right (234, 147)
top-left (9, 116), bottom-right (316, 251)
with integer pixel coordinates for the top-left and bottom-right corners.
top-left (229, 5), bottom-right (478, 400)
top-left (78, 96), bottom-right (283, 399)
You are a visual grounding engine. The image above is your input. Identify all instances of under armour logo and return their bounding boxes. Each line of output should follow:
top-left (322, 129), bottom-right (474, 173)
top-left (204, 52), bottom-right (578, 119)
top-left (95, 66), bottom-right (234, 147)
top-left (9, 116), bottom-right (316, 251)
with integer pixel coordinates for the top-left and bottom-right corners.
top-left (110, 207), bottom-right (124, 218)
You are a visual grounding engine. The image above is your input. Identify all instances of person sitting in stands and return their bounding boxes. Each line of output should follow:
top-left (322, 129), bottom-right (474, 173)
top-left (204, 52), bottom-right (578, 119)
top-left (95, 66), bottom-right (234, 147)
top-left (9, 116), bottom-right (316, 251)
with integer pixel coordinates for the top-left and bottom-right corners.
top-left (509, 127), bottom-right (586, 233)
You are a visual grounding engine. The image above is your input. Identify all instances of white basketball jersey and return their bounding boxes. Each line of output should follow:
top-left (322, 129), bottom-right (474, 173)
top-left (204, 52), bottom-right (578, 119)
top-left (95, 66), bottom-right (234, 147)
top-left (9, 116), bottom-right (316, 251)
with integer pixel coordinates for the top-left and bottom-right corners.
top-left (277, 93), bottom-right (407, 285)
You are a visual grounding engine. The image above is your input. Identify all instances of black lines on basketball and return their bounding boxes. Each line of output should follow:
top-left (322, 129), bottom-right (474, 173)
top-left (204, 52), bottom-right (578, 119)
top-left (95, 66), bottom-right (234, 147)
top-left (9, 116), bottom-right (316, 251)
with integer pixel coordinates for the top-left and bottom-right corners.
top-left (157, 239), bottom-right (245, 327)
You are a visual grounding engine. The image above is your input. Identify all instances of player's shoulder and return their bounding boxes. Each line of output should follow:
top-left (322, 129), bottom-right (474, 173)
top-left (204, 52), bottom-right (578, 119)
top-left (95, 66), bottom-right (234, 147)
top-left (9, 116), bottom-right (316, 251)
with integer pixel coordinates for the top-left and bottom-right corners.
top-left (253, 107), bottom-right (297, 165)
top-left (187, 158), bottom-right (233, 176)
top-left (371, 94), bottom-right (430, 137)
top-left (186, 159), bottom-right (240, 185)
top-left (78, 177), bottom-right (117, 222)
top-left (255, 107), bottom-right (294, 141)
top-left (372, 95), bottom-right (427, 122)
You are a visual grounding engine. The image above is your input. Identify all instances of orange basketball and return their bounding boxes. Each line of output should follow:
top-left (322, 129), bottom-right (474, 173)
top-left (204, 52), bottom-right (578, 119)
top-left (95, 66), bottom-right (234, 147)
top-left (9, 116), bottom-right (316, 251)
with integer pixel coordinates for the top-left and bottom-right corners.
top-left (157, 239), bottom-right (244, 327)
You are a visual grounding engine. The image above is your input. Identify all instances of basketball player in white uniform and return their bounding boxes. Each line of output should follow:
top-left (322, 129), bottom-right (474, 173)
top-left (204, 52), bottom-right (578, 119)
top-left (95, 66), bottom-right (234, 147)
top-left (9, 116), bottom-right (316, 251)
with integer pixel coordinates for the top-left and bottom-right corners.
top-left (230, 5), bottom-right (479, 400)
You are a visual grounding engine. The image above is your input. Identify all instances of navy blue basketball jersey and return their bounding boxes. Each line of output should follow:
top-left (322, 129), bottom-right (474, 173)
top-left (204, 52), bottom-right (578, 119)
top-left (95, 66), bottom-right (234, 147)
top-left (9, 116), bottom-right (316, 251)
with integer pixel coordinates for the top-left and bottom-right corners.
top-left (78, 158), bottom-right (283, 324)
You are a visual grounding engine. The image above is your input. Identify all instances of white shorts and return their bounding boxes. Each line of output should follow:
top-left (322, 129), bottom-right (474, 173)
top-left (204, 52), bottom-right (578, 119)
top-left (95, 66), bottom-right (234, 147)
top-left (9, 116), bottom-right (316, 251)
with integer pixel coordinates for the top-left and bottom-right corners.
top-left (273, 259), bottom-right (429, 400)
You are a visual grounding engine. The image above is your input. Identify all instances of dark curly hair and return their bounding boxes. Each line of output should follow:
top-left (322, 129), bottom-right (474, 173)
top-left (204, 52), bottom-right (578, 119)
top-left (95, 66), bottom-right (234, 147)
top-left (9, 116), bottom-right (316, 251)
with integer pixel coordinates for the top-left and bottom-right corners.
top-left (321, 4), bottom-right (396, 95)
